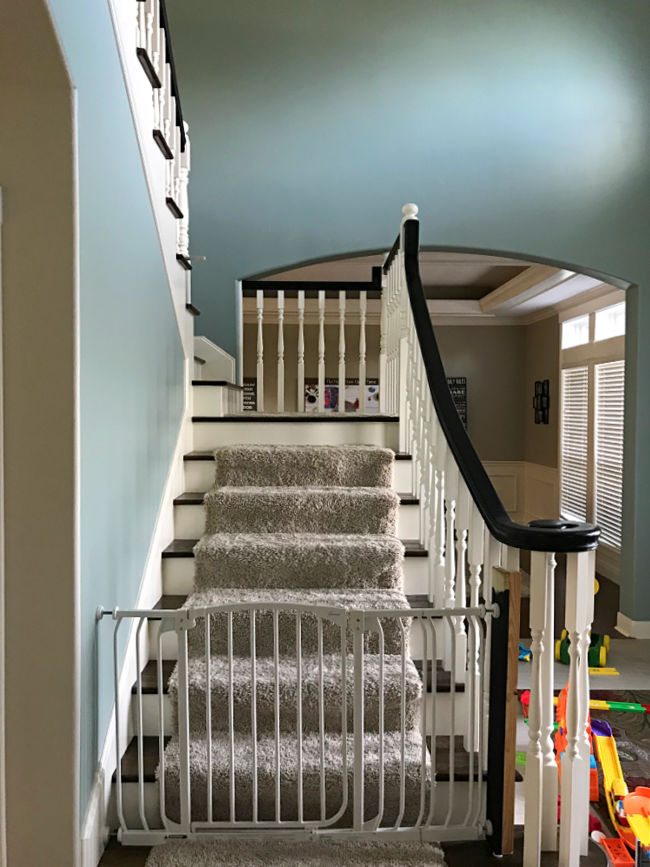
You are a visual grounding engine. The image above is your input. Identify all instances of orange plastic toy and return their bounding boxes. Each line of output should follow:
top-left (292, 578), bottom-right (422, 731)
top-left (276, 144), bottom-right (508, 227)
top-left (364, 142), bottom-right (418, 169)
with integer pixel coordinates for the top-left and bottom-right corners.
top-left (555, 682), bottom-right (599, 802)
top-left (623, 787), bottom-right (650, 848)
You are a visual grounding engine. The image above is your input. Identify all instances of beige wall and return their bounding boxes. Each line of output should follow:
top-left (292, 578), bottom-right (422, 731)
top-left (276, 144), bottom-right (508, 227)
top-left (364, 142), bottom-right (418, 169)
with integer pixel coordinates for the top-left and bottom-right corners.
top-left (0, 2), bottom-right (78, 864)
top-left (523, 316), bottom-right (560, 468)
top-left (243, 322), bottom-right (380, 412)
top-left (435, 325), bottom-right (526, 462)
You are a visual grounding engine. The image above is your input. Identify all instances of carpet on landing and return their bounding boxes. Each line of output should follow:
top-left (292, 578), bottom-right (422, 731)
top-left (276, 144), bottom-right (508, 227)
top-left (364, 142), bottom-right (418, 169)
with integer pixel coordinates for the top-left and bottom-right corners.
top-left (145, 838), bottom-right (447, 867)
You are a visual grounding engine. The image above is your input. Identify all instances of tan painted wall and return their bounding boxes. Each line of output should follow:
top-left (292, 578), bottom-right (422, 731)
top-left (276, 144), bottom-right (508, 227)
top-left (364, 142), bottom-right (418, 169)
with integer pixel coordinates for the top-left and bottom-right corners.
top-left (243, 323), bottom-right (380, 412)
top-left (434, 325), bottom-right (526, 462)
top-left (523, 316), bottom-right (560, 468)
top-left (0, 2), bottom-right (78, 864)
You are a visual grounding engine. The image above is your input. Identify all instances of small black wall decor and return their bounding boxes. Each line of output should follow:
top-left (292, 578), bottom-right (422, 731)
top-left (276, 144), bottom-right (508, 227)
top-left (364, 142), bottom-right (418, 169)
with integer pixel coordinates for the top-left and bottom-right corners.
top-left (533, 379), bottom-right (550, 424)
top-left (447, 376), bottom-right (467, 428)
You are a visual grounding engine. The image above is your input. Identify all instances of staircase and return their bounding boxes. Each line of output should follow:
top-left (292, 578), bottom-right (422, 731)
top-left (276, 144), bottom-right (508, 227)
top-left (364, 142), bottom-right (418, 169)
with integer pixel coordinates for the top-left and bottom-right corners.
top-left (112, 411), bottom-right (483, 837)
top-left (105, 204), bottom-right (600, 867)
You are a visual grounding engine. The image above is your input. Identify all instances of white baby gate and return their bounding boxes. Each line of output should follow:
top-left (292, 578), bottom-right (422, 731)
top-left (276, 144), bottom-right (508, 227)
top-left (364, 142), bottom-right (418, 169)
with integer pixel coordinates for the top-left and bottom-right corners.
top-left (106, 601), bottom-right (495, 846)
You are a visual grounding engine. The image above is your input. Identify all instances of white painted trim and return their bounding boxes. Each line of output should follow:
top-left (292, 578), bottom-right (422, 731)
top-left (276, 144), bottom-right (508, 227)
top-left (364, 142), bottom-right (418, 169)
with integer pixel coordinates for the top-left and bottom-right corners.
top-left (523, 462), bottom-right (559, 525)
top-left (79, 367), bottom-right (193, 865)
top-left (557, 288), bottom-right (626, 323)
top-left (193, 336), bottom-right (237, 382)
top-left (106, 0), bottom-right (193, 361)
top-left (615, 612), bottom-right (650, 639)
top-left (482, 460), bottom-right (525, 523)
top-left (0, 188), bottom-right (6, 867)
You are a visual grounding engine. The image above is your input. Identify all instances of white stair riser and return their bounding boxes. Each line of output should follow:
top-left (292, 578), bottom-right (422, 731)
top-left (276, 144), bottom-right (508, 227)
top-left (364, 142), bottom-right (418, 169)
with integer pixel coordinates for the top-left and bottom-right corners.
top-left (192, 386), bottom-right (242, 416)
top-left (173, 501), bottom-right (420, 540)
top-left (184, 457), bottom-right (414, 493)
top-left (192, 421), bottom-right (399, 450)
top-left (162, 551), bottom-right (430, 597)
top-left (108, 780), bottom-right (485, 832)
top-left (133, 690), bottom-right (468, 739)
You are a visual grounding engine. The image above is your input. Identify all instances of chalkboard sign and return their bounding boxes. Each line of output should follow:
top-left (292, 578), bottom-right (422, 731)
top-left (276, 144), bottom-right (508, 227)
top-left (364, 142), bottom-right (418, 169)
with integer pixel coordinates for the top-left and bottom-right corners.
top-left (243, 378), bottom-right (257, 411)
top-left (447, 376), bottom-right (467, 428)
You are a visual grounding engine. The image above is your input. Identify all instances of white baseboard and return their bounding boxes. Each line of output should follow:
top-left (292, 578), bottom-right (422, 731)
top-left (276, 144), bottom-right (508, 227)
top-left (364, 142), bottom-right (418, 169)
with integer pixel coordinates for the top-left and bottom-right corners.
top-left (615, 611), bottom-right (650, 639)
top-left (80, 768), bottom-right (107, 867)
top-left (79, 373), bottom-right (192, 864)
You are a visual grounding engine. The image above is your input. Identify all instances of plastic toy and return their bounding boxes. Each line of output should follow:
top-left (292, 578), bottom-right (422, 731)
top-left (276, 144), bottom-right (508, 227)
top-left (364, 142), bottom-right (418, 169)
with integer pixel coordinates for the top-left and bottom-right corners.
top-left (555, 627), bottom-right (610, 667)
top-left (592, 719), bottom-right (636, 849)
top-left (555, 683), bottom-right (599, 802)
top-left (519, 642), bottom-right (532, 661)
top-left (623, 788), bottom-right (650, 848)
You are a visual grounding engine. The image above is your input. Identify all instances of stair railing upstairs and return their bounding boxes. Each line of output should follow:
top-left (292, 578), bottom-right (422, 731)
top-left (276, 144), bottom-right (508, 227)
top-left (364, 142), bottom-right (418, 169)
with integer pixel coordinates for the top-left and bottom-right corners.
top-left (383, 204), bottom-right (600, 867)
top-left (134, 0), bottom-right (191, 267)
top-left (240, 279), bottom-right (383, 413)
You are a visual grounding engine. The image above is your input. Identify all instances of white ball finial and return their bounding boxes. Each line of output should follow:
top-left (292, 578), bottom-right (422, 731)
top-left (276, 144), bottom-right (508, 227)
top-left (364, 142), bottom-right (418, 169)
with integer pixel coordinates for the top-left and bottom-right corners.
top-left (401, 203), bottom-right (419, 222)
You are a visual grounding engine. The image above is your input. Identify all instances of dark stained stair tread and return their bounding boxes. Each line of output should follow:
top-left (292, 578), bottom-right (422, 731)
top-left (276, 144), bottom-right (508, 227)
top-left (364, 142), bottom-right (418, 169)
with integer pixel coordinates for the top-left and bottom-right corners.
top-left (131, 660), bottom-right (175, 695)
top-left (191, 380), bottom-right (244, 389)
top-left (173, 491), bottom-right (419, 507)
top-left (153, 594), bottom-right (187, 611)
top-left (164, 538), bottom-right (426, 558)
top-left (184, 450), bottom-right (409, 461)
top-left (192, 414), bottom-right (400, 423)
top-left (413, 659), bottom-right (465, 694)
top-left (162, 539), bottom-right (196, 557)
top-left (113, 736), bottom-right (170, 783)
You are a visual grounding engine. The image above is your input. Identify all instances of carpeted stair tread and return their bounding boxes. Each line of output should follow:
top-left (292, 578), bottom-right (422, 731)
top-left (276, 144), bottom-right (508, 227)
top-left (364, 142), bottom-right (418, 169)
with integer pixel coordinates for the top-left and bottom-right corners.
top-left (145, 838), bottom-right (446, 867)
top-left (193, 533), bottom-right (404, 591)
top-left (211, 444), bottom-right (394, 488)
top-left (184, 587), bottom-right (411, 656)
top-left (204, 486), bottom-right (399, 535)
top-left (169, 653), bottom-right (422, 734)
top-left (160, 730), bottom-right (429, 824)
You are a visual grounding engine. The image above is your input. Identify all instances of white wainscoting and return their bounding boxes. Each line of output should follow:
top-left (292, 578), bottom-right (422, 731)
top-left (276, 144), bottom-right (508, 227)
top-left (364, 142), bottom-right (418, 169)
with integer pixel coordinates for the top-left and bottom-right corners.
top-left (482, 461), bottom-right (559, 526)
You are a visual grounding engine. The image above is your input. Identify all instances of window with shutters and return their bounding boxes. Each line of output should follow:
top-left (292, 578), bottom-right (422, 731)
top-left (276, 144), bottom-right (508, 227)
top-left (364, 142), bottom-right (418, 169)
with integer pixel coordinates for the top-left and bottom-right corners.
top-left (594, 360), bottom-right (625, 547)
top-left (560, 367), bottom-right (589, 522)
top-left (559, 296), bottom-right (625, 576)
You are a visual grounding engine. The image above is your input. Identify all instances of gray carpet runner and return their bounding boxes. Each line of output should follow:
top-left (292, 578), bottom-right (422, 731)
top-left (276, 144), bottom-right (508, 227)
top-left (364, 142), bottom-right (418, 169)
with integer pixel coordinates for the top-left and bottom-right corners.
top-left (146, 838), bottom-right (447, 866)
top-left (160, 444), bottom-right (427, 827)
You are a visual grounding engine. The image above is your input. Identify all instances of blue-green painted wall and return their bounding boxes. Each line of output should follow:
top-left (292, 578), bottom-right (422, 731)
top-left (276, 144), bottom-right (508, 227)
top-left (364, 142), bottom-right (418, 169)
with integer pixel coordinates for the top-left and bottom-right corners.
top-left (168, 0), bottom-right (649, 618)
top-left (46, 0), bottom-right (185, 821)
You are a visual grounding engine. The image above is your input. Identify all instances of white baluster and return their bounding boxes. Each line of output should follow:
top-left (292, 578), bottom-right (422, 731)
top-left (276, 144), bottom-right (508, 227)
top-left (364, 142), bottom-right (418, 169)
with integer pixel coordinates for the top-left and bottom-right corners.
top-left (297, 290), bottom-right (305, 412)
top-left (466, 502), bottom-right (485, 751)
top-left (379, 271), bottom-right (387, 413)
top-left (177, 124), bottom-right (190, 258)
top-left (454, 477), bottom-right (470, 680)
top-left (256, 290), bottom-right (264, 412)
top-left (146, 0), bottom-right (155, 67)
top-left (443, 456), bottom-right (458, 671)
top-left (317, 290), bottom-right (325, 412)
top-left (137, 0), bottom-right (147, 50)
top-left (434, 431), bottom-right (447, 612)
top-left (358, 292), bottom-right (366, 414)
top-left (523, 546), bottom-right (551, 867)
top-left (338, 292), bottom-right (346, 412)
top-left (276, 290), bottom-right (285, 412)
top-left (558, 550), bottom-right (595, 867)
top-left (532, 550), bottom-right (558, 852)
top-left (398, 255), bottom-right (409, 450)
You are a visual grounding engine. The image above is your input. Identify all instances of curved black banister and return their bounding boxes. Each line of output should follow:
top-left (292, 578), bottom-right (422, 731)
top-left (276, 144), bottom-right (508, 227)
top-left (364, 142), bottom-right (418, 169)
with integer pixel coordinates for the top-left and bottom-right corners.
top-left (398, 218), bottom-right (599, 553)
top-left (158, 0), bottom-right (186, 151)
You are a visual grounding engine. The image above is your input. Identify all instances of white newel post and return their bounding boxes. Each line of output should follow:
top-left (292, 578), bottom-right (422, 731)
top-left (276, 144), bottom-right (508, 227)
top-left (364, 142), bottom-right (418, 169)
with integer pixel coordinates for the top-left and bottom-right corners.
top-left (276, 290), bottom-right (285, 412)
top-left (358, 292), bottom-right (366, 414)
top-left (297, 289), bottom-right (305, 412)
top-left (559, 550), bottom-right (595, 866)
top-left (256, 290), bottom-right (264, 412)
top-left (317, 290), bottom-right (325, 412)
top-left (338, 291), bottom-right (346, 413)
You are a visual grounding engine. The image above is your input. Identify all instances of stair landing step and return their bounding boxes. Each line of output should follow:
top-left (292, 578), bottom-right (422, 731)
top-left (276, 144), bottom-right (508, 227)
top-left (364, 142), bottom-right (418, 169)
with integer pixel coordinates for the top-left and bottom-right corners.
top-left (163, 538), bottom-right (426, 558)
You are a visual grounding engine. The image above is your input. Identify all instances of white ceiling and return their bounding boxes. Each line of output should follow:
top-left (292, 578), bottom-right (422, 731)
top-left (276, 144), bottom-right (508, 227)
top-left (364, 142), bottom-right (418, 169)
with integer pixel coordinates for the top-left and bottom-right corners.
top-left (260, 250), bottom-right (617, 323)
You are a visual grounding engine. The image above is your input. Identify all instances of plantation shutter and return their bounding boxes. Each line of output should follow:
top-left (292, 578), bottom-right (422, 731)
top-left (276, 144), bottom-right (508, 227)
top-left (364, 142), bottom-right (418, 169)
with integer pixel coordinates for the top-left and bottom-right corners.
top-left (560, 366), bottom-right (589, 522)
top-left (595, 360), bottom-right (625, 548)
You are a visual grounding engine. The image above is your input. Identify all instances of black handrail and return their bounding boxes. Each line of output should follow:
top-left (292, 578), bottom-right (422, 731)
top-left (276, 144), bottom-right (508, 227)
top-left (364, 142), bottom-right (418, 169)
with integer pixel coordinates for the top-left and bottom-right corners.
top-left (396, 219), bottom-right (599, 553)
top-left (158, 0), bottom-right (186, 151)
